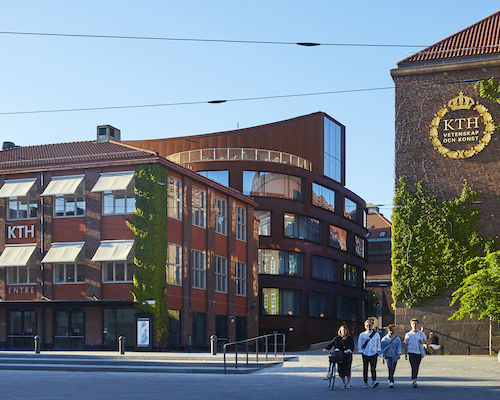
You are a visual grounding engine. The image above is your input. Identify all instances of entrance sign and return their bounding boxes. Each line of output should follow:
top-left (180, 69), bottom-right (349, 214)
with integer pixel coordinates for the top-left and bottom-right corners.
top-left (429, 92), bottom-right (495, 159)
top-left (135, 314), bottom-right (153, 350)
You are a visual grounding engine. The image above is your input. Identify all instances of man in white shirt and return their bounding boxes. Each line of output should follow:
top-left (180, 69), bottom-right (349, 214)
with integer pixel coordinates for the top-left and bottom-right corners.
top-left (403, 318), bottom-right (427, 388)
top-left (358, 319), bottom-right (381, 388)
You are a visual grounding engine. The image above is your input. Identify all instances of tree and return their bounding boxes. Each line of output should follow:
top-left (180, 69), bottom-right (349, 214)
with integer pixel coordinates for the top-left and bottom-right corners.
top-left (126, 164), bottom-right (169, 346)
top-left (391, 177), bottom-right (495, 307)
top-left (476, 78), bottom-right (500, 131)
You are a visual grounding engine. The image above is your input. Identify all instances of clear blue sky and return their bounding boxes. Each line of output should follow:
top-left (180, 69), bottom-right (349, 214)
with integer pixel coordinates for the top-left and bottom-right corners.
top-left (1, 1), bottom-right (498, 218)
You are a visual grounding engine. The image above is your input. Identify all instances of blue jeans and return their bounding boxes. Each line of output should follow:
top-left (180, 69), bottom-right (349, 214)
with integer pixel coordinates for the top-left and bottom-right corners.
top-left (385, 357), bottom-right (398, 383)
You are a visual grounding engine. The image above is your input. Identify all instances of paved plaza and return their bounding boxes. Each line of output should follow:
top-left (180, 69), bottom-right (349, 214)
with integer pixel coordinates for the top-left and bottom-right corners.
top-left (0, 350), bottom-right (498, 399)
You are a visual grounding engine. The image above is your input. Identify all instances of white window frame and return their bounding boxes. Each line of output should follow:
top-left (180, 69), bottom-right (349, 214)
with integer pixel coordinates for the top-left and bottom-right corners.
top-left (235, 205), bottom-right (247, 242)
top-left (102, 261), bottom-right (135, 283)
top-left (7, 183), bottom-right (38, 220)
top-left (102, 185), bottom-right (135, 215)
top-left (215, 256), bottom-right (227, 293)
top-left (192, 250), bottom-right (206, 289)
top-left (167, 243), bottom-right (182, 285)
top-left (235, 261), bottom-right (246, 296)
top-left (7, 265), bottom-right (37, 284)
top-left (192, 187), bottom-right (206, 228)
top-left (215, 197), bottom-right (227, 235)
top-left (54, 263), bottom-right (85, 284)
top-left (54, 180), bottom-right (85, 217)
top-left (168, 177), bottom-right (183, 220)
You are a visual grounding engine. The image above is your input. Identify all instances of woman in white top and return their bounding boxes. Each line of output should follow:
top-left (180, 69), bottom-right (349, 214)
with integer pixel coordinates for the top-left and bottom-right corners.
top-left (358, 319), bottom-right (381, 388)
top-left (403, 318), bottom-right (427, 387)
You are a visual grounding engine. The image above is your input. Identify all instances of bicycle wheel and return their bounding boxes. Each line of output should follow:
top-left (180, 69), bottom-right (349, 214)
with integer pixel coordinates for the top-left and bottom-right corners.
top-left (330, 364), bottom-right (336, 390)
top-left (327, 363), bottom-right (333, 388)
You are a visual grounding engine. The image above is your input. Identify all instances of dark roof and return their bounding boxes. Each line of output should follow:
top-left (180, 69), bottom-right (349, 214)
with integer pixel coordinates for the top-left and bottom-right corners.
top-left (398, 10), bottom-right (500, 65)
top-left (0, 140), bottom-right (157, 173)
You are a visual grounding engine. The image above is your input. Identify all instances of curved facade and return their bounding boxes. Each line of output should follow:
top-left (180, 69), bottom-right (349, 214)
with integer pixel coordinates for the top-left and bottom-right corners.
top-left (126, 112), bottom-right (368, 350)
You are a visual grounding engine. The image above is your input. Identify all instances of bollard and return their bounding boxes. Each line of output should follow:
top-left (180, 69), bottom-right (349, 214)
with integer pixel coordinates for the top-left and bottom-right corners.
top-left (118, 335), bottom-right (125, 355)
top-left (210, 335), bottom-right (217, 355)
top-left (34, 335), bottom-right (41, 354)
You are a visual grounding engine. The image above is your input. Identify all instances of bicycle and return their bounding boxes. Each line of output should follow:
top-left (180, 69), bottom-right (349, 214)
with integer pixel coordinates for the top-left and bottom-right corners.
top-left (325, 349), bottom-right (343, 390)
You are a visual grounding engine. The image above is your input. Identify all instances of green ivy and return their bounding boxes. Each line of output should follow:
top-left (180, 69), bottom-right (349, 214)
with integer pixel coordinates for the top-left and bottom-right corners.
top-left (475, 78), bottom-right (500, 131)
top-left (126, 164), bottom-right (169, 346)
top-left (391, 177), bottom-right (496, 307)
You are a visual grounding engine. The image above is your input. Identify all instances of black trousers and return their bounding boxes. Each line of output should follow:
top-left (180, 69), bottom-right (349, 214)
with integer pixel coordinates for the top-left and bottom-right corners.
top-left (362, 354), bottom-right (377, 383)
top-left (408, 353), bottom-right (422, 380)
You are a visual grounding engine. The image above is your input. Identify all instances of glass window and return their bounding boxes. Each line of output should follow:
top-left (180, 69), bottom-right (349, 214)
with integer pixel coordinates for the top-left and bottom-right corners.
top-left (337, 295), bottom-right (356, 321)
top-left (236, 206), bottom-right (246, 242)
top-left (192, 187), bottom-right (206, 228)
top-left (255, 210), bottom-right (271, 236)
top-left (312, 183), bottom-right (335, 213)
top-left (344, 198), bottom-right (358, 221)
top-left (343, 264), bottom-right (357, 287)
top-left (192, 250), bottom-right (206, 289)
top-left (168, 177), bottom-right (182, 220)
top-left (235, 261), bottom-right (246, 296)
top-left (258, 249), bottom-right (303, 276)
top-left (324, 117), bottom-right (343, 183)
top-left (54, 263), bottom-right (85, 283)
top-left (215, 197), bottom-right (227, 235)
top-left (102, 262), bottom-right (135, 282)
top-left (329, 225), bottom-right (348, 251)
top-left (262, 288), bottom-right (299, 316)
top-left (355, 236), bottom-right (365, 258)
top-left (102, 308), bottom-right (136, 348)
top-left (197, 171), bottom-right (229, 187)
top-left (215, 256), bottom-right (227, 293)
top-left (103, 185), bottom-right (135, 215)
top-left (243, 171), bottom-right (303, 201)
top-left (309, 292), bottom-right (330, 318)
top-left (8, 184), bottom-right (38, 220)
top-left (167, 243), bottom-right (182, 285)
top-left (192, 311), bottom-right (205, 346)
top-left (54, 180), bottom-right (85, 217)
top-left (7, 265), bottom-right (37, 284)
top-left (167, 309), bottom-right (182, 345)
top-left (312, 255), bottom-right (336, 282)
top-left (284, 213), bottom-right (321, 243)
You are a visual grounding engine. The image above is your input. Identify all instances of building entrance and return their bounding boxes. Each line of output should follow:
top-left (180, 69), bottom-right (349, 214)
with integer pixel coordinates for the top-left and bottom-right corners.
top-left (54, 309), bottom-right (85, 350)
top-left (7, 310), bottom-right (37, 349)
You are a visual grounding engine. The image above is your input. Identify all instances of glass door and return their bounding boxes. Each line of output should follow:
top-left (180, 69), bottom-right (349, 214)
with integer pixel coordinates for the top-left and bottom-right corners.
top-left (54, 309), bottom-right (85, 350)
top-left (7, 310), bottom-right (37, 349)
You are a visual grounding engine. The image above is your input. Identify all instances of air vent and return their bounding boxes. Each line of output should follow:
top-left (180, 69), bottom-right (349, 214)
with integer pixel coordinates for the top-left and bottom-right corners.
top-left (97, 125), bottom-right (121, 143)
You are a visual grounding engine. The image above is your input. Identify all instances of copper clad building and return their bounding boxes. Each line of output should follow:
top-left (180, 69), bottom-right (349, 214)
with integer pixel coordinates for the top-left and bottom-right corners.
top-left (126, 112), bottom-right (368, 350)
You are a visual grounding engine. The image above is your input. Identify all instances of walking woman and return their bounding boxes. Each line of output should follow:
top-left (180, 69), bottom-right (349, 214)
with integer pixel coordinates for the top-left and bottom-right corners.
top-left (403, 318), bottom-right (427, 387)
top-left (324, 325), bottom-right (354, 388)
top-left (380, 324), bottom-right (402, 388)
top-left (358, 319), bottom-right (381, 388)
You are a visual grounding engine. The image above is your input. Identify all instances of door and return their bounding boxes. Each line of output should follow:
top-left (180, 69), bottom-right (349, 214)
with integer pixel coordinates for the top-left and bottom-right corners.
top-left (54, 309), bottom-right (85, 350)
top-left (7, 310), bottom-right (37, 349)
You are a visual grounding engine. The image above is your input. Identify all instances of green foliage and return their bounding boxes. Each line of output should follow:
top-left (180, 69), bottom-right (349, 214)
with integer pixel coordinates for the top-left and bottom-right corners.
top-left (391, 178), bottom-right (495, 307)
top-left (450, 251), bottom-right (500, 321)
top-left (126, 164), bottom-right (169, 346)
top-left (476, 78), bottom-right (500, 131)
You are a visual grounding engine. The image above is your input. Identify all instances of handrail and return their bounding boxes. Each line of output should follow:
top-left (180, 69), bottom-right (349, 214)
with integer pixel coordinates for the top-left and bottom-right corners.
top-left (222, 332), bottom-right (286, 374)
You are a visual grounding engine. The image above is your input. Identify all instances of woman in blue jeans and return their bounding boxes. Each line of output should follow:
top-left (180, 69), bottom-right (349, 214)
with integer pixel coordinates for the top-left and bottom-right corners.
top-left (380, 324), bottom-right (402, 388)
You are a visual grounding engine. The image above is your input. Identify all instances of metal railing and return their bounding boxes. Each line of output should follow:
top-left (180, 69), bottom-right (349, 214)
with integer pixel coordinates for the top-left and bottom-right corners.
top-left (222, 332), bottom-right (286, 374)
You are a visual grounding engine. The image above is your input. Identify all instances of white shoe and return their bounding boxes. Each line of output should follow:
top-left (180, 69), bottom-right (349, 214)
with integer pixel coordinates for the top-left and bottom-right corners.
top-left (389, 382), bottom-right (394, 388)
top-left (347, 384), bottom-right (352, 388)
top-left (372, 381), bottom-right (379, 388)
top-left (364, 383), bottom-right (369, 388)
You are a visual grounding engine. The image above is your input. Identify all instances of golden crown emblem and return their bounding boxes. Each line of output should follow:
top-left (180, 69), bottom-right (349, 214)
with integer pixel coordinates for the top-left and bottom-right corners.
top-left (448, 91), bottom-right (475, 110)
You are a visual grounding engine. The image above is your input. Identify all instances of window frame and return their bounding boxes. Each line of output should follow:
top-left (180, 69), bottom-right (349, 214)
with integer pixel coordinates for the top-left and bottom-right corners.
top-left (54, 262), bottom-right (85, 284)
top-left (102, 261), bottom-right (135, 283)
top-left (192, 187), bottom-right (206, 228)
top-left (7, 183), bottom-right (38, 220)
top-left (235, 261), bottom-right (246, 296)
top-left (215, 197), bottom-right (227, 235)
top-left (284, 213), bottom-right (321, 243)
top-left (235, 205), bottom-right (247, 242)
top-left (7, 265), bottom-right (37, 285)
top-left (215, 256), bottom-right (228, 293)
top-left (309, 291), bottom-right (330, 318)
top-left (168, 177), bottom-right (183, 220)
top-left (312, 255), bottom-right (336, 282)
top-left (167, 243), bottom-right (182, 286)
top-left (192, 250), bottom-right (206, 289)
top-left (54, 179), bottom-right (85, 218)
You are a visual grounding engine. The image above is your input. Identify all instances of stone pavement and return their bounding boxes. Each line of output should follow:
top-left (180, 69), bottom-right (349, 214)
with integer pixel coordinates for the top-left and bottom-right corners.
top-left (0, 350), bottom-right (499, 399)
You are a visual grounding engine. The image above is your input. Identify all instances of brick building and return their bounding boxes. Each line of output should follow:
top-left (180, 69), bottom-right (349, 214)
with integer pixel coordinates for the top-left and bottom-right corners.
top-left (391, 11), bottom-right (500, 353)
top-left (0, 127), bottom-right (258, 350)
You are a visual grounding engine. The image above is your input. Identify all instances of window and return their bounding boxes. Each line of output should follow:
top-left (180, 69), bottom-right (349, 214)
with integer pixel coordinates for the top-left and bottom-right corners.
top-left (329, 225), bottom-right (348, 251)
top-left (92, 172), bottom-right (135, 215)
top-left (168, 177), bottom-right (182, 220)
top-left (258, 249), bottom-right (303, 276)
top-left (197, 170), bottom-right (229, 187)
top-left (236, 206), bottom-right (246, 241)
top-left (103, 308), bottom-right (136, 347)
top-left (7, 265), bottom-right (37, 284)
top-left (215, 197), bottom-right (227, 235)
top-left (355, 236), bottom-right (365, 258)
top-left (192, 187), bottom-right (206, 228)
top-left (7, 180), bottom-right (37, 220)
top-left (262, 288), bottom-right (299, 316)
top-left (167, 310), bottom-right (182, 345)
top-left (309, 292), bottom-right (330, 318)
top-left (493, 321), bottom-right (500, 336)
top-left (343, 264), bottom-right (357, 287)
top-left (359, 300), bottom-right (366, 322)
top-left (312, 183), bottom-right (335, 213)
top-left (379, 231), bottom-right (387, 237)
top-left (324, 117), bottom-right (343, 183)
top-left (243, 171), bottom-right (303, 200)
top-left (215, 256), bottom-right (227, 293)
top-left (284, 213), bottom-right (321, 243)
top-left (255, 210), bottom-right (271, 236)
top-left (235, 261), bottom-right (246, 296)
top-left (337, 295), bottom-right (356, 320)
top-left (102, 262), bottom-right (135, 282)
top-left (54, 179), bottom-right (85, 217)
top-left (344, 198), bottom-right (357, 221)
top-left (192, 250), bottom-right (206, 289)
top-left (312, 255), bottom-right (336, 282)
top-left (167, 244), bottom-right (182, 285)
top-left (54, 263), bottom-right (85, 283)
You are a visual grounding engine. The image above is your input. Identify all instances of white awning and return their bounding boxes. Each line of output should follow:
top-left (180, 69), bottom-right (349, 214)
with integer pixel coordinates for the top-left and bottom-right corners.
top-left (91, 240), bottom-right (134, 262)
top-left (91, 171), bottom-right (134, 192)
top-left (41, 242), bottom-right (85, 264)
top-left (0, 244), bottom-right (37, 267)
top-left (41, 176), bottom-right (84, 196)
top-left (0, 178), bottom-right (37, 198)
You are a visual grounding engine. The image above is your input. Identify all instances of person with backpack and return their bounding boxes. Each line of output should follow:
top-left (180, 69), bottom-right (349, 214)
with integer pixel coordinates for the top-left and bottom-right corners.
top-left (380, 324), bottom-right (402, 388)
top-left (358, 319), bottom-right (381, 388)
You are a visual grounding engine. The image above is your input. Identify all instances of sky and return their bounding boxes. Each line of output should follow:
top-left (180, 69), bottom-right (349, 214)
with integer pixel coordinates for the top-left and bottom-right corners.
top-left (1, 1), bottom-right (499, 218)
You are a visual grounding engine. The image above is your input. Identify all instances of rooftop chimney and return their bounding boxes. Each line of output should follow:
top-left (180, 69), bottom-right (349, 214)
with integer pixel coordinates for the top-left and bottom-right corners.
top-left (97, 125), bottom-right (121, 143)
top-left (2, 141), bottom-right (16, 151)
